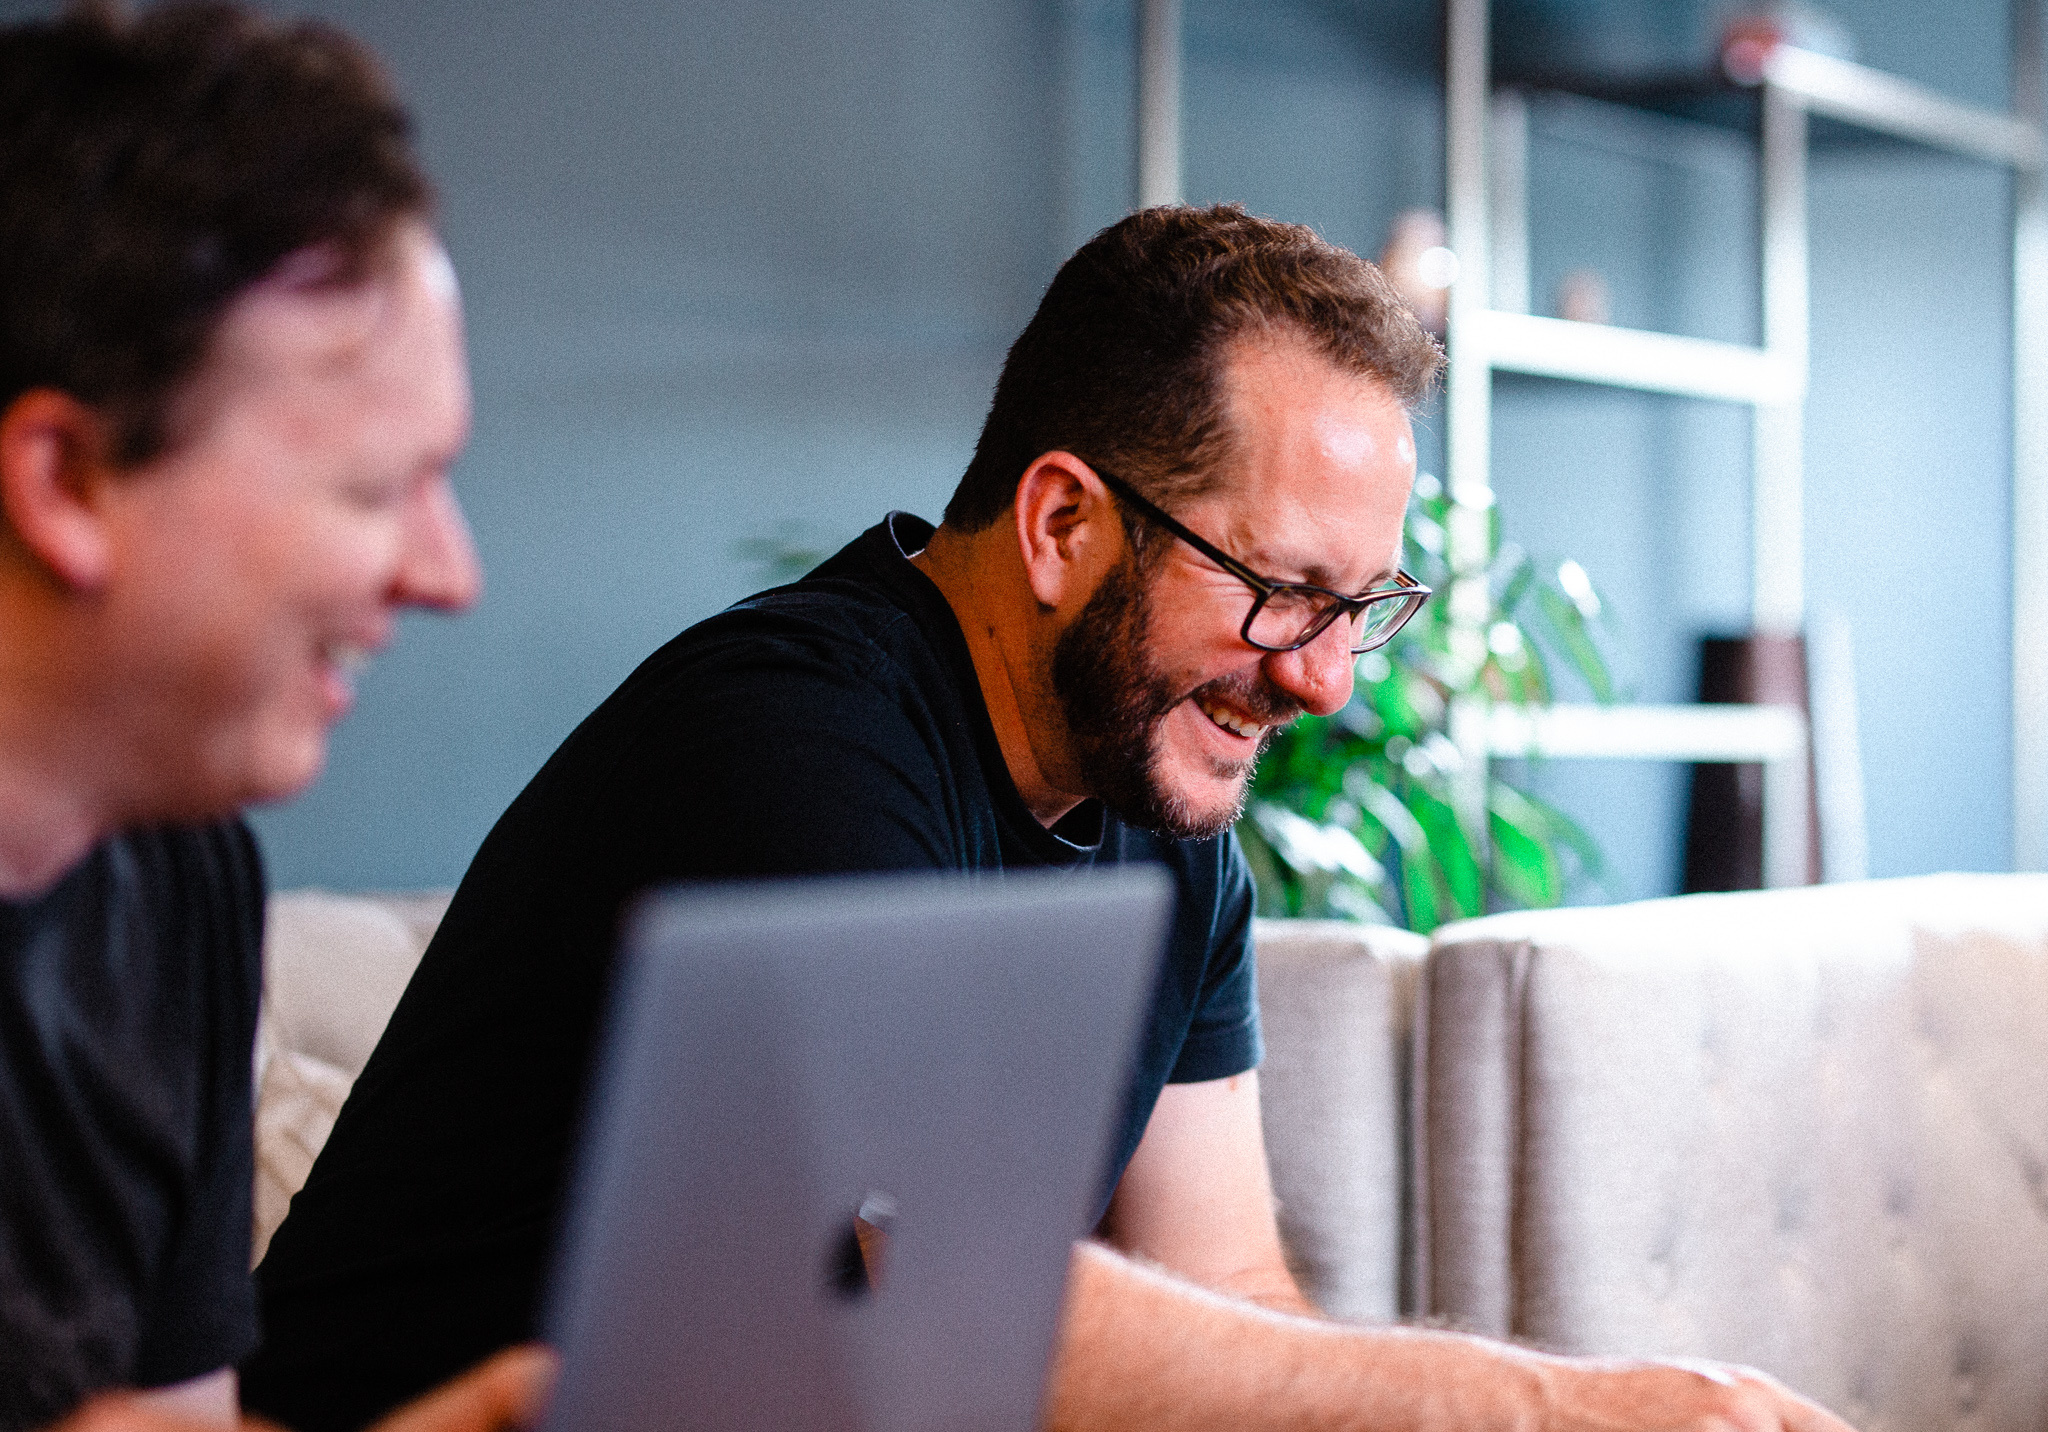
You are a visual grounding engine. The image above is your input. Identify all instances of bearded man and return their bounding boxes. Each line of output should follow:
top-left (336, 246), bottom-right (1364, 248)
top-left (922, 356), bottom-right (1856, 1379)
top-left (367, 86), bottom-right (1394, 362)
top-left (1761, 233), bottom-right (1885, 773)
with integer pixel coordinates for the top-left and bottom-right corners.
top-left (246, 205), bottom-right (1850, 1432)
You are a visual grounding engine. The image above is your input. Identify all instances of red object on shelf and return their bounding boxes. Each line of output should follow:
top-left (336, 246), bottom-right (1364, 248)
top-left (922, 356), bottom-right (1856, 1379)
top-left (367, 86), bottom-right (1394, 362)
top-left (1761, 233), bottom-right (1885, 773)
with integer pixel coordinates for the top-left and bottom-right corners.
top-left (1721, 30), bottom-right (1777, 85)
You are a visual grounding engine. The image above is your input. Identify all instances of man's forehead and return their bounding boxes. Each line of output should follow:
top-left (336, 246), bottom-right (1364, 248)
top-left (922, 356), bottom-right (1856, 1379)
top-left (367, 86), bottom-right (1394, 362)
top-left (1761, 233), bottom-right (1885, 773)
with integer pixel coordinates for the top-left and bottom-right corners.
top-left (1216, 332), bottom-right (1409, 433)
top-left (223, 244), bottom-right (422, 375)
top-left (170, 225), bottom-right (464, 428)
top-left (1199, 340), bottom-right (1415, 588)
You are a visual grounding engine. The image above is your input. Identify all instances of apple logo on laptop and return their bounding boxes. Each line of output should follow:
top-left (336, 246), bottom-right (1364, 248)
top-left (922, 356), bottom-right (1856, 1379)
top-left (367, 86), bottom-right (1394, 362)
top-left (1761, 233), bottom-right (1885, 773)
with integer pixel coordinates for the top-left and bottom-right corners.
top-left (829, 1191), bottom-right (897, 1299)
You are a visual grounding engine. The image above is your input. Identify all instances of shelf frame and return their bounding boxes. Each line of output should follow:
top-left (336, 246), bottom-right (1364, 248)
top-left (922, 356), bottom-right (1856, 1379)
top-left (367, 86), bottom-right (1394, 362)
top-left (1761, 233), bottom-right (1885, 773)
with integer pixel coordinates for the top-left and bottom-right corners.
top-left (1445, 0), bottom-right (2048, 886)
top-left (1474, 310), bottom-right (1803, 405)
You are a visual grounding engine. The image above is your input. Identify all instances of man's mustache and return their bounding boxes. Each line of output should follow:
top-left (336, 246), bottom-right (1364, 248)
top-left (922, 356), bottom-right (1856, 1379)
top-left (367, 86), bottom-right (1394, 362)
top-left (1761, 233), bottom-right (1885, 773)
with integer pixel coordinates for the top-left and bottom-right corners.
top-left (1185, 671), bottom-right (1306, 729)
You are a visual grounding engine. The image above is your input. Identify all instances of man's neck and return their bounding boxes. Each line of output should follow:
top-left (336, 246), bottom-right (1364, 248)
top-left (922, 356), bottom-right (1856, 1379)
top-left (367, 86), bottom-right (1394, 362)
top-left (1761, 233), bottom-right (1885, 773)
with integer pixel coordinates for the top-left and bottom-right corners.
top-left (0, 768), bottom-right (102, 900)
top-left (0, 598), bottom-right (119, 898)
top-left (910, 525), bottom-right (1087, 830)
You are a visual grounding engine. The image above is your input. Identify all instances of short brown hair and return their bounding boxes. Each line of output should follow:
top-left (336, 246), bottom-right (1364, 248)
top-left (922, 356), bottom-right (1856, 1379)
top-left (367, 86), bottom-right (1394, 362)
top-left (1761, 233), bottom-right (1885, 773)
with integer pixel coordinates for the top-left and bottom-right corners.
top-left (944, 203), bottom-right (1443, 535)
top-left (0, 2), bottom-right (431, 465)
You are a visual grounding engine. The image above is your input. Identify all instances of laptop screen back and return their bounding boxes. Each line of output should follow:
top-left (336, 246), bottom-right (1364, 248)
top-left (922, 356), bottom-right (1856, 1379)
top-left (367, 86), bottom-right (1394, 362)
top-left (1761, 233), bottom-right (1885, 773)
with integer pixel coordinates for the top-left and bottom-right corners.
top-left (541, 867), bottom-right (1172, 1432)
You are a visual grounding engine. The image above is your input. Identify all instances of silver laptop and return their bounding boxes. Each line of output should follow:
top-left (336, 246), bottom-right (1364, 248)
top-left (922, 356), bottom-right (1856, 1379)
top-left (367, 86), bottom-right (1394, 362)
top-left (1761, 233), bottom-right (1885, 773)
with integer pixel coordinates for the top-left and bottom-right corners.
top-left (540, 867), bottom-right (1173, 1432)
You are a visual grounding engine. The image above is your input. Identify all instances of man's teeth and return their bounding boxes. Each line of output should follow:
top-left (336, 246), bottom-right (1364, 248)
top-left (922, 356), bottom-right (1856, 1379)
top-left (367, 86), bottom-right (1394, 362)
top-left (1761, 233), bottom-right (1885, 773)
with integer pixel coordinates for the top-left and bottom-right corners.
top-left (324, 643), bottom-right (372, 678)
top-left (1199, 699), bottom-right (1265, 739)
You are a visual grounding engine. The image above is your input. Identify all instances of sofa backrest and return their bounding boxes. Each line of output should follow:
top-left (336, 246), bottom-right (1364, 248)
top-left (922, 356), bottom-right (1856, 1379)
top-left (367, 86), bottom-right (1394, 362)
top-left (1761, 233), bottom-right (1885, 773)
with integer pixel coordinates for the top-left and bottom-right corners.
top-left (1415, 874), bottom-right (2048, 1432)
top-left (1253, 917), bottom-right (1427, 1322)
top-left (253, 873), bottom-right (2048, 1432)
top-left (250, 894), bottom-right (1433, 1302)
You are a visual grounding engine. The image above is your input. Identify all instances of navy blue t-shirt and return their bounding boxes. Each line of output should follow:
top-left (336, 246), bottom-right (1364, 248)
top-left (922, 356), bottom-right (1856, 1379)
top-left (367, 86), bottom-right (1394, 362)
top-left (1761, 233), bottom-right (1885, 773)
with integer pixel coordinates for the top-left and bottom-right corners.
top-left (0, 821), bottom-right (262, 1430)
top-left (245, 513), bottom-right (1261, 1431)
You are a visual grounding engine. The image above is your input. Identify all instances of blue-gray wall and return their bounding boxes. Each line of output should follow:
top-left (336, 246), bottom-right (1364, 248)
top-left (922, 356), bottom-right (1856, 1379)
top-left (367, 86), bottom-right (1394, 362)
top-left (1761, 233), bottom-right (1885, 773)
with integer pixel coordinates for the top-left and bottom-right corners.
top-left (2, 0), bottom-right (2026, 896)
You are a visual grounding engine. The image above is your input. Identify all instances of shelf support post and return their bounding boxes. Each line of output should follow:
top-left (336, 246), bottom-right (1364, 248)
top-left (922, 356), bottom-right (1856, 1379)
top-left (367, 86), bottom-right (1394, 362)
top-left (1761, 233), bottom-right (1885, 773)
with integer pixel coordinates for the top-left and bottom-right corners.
top-left (1136, 0), bottom-right (1183, 209)
top-left (2014, 0), bottom-right (2048, 870)
top-left (1754, 80), bottom-right (1809, 641)
top-left (1489, 88), bottom-right (1530, 316)
top-left (1445, 0), bottom-right (1495, 859)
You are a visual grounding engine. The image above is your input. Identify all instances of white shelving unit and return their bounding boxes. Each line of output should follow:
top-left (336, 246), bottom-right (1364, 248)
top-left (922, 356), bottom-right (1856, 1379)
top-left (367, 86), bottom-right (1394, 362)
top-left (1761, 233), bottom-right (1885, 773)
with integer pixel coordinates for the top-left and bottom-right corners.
top-left (1136, 0), bottom-right (2048, 884)
top-left (1447, 0), bottom-right (2048, 885)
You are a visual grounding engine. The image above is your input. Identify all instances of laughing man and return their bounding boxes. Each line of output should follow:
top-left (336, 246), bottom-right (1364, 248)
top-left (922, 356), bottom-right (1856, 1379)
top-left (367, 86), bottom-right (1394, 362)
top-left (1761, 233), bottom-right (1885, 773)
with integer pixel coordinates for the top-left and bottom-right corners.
top-left (248, 204), bottom-right (1852, 1432)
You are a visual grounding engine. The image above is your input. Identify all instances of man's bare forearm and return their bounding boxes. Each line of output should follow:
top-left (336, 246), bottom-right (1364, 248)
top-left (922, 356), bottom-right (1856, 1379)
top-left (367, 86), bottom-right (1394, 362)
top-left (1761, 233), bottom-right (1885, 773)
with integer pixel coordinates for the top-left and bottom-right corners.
top-left (48, 1347), bottom-right (556, 1432)
top-left (1042, 1242), bottom-right (1853, 1432)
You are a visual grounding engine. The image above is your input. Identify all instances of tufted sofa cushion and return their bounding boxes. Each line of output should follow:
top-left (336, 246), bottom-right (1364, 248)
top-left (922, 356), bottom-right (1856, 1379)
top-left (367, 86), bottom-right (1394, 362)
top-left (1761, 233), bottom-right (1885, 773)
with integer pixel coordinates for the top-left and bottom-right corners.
top-left (253, 890), bottom-right (447, 1262)
top-left (1415, 874), bottom-right (2048, 1432)
top-left (1254, 918), bottom-right (1428, 1321)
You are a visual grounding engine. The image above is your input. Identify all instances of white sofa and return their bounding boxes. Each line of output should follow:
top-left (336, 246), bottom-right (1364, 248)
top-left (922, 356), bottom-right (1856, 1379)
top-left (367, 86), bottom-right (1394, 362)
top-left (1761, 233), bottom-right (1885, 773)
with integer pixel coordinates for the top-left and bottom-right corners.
top-left (1413, 875), bottom-right (2048, 1432)
top-left (254, 890), bottom-right (450, 1262)
top-left (256, 876), bottom-right (2048, 1432)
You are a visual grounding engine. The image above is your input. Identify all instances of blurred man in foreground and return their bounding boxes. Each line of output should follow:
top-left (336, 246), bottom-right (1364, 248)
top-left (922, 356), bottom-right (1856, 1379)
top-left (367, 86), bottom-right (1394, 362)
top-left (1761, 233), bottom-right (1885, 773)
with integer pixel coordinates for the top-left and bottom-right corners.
top-left (0, 5), bottom-right (544, 1428)
top-left (250, 200), bottom-right (1855, 1432)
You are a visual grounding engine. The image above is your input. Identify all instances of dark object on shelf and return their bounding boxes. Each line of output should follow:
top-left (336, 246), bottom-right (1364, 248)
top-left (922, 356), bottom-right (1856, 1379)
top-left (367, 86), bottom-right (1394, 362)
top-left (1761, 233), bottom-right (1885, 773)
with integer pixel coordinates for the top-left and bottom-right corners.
top-left (1490, 61), bottom-right (1917, 155)
top-left (1492, 0), bottom-right (1718, 83)
top-left (1681, 633), bottom-right (1821, 892)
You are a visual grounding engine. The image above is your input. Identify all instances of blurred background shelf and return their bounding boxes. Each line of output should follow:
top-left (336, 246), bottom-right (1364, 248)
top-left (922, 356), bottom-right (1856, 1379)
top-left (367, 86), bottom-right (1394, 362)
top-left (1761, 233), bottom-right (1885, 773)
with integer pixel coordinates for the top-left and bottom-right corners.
top-left (1443, 0), bottom-right (2048, 888)
top-left (1471, 309), bottom-right (1801, 403)
top-left (1486, 702), bottom-right (1805, 762)
top-left (1499, 46), bottom-right (2045, 165)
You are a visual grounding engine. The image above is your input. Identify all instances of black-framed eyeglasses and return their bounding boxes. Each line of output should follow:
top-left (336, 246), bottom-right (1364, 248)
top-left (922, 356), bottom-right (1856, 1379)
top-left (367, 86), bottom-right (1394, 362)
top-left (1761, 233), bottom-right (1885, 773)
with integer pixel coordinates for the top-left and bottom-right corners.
top-left (1090, 465), bottom-right (1431, 655)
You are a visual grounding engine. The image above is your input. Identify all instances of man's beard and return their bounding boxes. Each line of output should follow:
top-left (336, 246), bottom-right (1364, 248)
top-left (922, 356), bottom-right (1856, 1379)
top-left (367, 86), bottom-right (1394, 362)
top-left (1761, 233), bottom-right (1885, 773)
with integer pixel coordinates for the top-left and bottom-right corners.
top-left (1050, 555), bottom-right (1304, 841)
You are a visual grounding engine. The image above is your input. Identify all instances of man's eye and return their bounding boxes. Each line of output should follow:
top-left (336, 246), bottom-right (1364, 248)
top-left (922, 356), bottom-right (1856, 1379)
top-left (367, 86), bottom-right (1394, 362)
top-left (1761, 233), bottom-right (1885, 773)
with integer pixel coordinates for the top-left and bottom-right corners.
top-left (1263, 587), bottom-right (1324, 616)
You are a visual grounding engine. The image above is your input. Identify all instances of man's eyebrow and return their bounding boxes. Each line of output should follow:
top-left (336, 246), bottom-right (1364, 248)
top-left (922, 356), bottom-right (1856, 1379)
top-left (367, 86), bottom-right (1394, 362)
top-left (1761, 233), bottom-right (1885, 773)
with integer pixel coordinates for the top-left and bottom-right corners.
top-left (1249, 553), bottom-right (1398, 593)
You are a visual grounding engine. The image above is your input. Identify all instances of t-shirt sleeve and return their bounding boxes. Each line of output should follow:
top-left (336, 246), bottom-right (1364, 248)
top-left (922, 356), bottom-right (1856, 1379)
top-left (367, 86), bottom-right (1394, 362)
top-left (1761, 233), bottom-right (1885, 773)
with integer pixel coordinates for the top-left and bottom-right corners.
top-left (130, 821), bottom-right (263, 1389)
top-left (1164, 832), bottom-right (1262, 1085)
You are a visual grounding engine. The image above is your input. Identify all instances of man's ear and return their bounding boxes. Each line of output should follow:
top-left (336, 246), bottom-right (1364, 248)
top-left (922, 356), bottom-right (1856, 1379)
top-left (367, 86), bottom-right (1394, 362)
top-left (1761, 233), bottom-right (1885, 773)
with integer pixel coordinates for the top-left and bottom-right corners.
top-left (0, 389), bottom-right (120, 591)
top-left (1012, 451), bottom-right (1124, 611)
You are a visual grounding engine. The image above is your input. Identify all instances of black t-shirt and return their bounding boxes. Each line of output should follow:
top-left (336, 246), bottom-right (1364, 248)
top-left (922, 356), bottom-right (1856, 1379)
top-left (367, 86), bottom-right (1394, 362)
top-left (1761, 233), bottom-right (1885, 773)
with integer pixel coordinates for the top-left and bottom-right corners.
top-left (0, 821), bottom-right (263, 1431)
top-left (244, 514), bottom-right (1261, 1432)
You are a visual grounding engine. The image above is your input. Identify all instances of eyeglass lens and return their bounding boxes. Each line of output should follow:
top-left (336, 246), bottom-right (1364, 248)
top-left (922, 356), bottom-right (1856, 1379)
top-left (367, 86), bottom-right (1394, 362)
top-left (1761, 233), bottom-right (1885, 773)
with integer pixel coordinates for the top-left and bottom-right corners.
top-left (1246, 587), bottom-right (1422, 653)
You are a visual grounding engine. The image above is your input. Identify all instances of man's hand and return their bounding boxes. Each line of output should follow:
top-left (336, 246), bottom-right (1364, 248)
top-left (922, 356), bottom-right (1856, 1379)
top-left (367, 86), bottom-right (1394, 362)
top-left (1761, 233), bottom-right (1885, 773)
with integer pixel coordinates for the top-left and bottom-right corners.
top-left (1530, 1354), bottom-right (1854, 1432)
top-left (50, 1346), bottom-right (556, 1432)
top-left (366, 1346), bottom-right (556, 1432)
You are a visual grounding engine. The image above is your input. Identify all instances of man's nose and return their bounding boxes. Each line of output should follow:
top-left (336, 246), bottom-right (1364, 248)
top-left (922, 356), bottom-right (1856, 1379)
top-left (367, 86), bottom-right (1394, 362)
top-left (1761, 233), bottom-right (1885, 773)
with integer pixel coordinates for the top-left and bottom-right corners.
top-left (394, 474), bottom-right (483, 612)
top-left (1262, 619), bottom-right (1355, 717)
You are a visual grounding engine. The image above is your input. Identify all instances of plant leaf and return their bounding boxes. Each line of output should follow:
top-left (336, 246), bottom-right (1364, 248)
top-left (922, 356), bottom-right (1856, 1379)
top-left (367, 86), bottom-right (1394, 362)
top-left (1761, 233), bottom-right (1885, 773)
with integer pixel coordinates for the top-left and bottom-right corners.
top-left (1488, 783), bottom-right (1564, 907)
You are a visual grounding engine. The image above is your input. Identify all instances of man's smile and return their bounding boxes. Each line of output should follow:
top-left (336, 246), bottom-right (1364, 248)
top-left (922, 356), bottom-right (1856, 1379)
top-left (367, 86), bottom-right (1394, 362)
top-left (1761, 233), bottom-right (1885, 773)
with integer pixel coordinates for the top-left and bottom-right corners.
top-left (320, 640), bottom-right (374, 679)
top-left (1196, 695), bottom-right (1269, 742)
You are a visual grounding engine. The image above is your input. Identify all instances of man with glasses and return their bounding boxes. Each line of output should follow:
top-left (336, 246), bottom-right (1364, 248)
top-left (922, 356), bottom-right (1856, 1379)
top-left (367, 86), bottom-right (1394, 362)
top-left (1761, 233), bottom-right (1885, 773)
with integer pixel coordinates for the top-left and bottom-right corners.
top-left (247, 205), bottom-right (1850, 1432)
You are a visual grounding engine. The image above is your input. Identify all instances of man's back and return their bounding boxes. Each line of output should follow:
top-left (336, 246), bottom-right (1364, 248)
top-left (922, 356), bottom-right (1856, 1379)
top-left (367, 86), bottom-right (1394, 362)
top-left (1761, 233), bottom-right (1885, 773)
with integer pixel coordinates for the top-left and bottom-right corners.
top-left (243, 514), bottom-right (1258, 1431)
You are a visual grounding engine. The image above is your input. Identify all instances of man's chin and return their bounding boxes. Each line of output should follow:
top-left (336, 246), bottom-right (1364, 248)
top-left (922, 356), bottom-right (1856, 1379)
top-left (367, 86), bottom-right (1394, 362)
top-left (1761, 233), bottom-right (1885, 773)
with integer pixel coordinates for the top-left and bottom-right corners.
top-left (225, 733), bottom-right (333, 814)
top-left (1108, 768), bottom-right (1253, 843)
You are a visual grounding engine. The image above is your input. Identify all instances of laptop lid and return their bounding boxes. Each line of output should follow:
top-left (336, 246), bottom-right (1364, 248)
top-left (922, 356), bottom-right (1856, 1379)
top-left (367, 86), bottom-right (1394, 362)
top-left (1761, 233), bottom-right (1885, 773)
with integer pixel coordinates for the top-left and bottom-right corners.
top-left (540, 866), bottom-right (1172, 1432)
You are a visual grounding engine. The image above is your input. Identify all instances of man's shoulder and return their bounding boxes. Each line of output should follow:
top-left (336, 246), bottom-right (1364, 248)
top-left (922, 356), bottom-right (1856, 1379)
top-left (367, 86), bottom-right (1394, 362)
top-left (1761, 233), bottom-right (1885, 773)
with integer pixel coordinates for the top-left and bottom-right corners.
top-left (713, 572), bottom-right (925, 657)
top-left (620, 570), bottom-right (954, 725)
